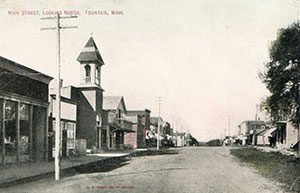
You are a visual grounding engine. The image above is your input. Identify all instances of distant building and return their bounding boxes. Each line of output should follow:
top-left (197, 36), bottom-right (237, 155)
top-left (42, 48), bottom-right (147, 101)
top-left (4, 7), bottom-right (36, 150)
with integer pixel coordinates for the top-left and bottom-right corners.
top-left (102, 96), bottom-right (135, 150)
top-left (274, 110), bottom-right (299, 151)
top-left (49, 92), bottom-right (77, 157)
top-left (150, 117), bottom-right (164, 146)
top-left (124, 109), bottom-right (151, 148)
top-left (176, 132), bottom-right (186, 147)
top-left (186, 133), bottom-right (198, 146)
top-left (238, 120), bottom-right (265, 145)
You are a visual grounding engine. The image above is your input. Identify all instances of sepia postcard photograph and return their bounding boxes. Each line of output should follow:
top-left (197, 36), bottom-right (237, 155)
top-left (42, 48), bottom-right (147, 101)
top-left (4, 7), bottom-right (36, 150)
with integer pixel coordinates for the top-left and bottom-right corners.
top-left (0, 0), bottom-right (300, 192)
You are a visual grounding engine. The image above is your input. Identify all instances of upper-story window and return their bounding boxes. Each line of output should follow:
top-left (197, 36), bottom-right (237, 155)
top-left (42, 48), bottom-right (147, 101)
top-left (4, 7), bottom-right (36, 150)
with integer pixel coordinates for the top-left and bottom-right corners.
top-left (96, 66), bottom-right (100, 85)
top-left (116, 109), bottom-right (122, 123)
top-left (85, 65), bottom-right (91, 83)
top-left (96, 115), bottom-right (101, 127)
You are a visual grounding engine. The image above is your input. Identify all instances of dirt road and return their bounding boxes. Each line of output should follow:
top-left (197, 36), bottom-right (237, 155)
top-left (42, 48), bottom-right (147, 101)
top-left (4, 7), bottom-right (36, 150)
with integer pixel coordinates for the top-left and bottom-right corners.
top-left (1, 147), bottom-right (284, 193)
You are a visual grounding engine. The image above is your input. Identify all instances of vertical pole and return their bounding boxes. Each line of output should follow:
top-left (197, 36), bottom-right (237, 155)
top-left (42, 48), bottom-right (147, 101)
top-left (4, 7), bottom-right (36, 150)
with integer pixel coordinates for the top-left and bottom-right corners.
top-left (55, 14), bottom-right (61, 181)
top-left (157, 118), bottom-right (160, 150)
top-left (99, 126), bottom-right (101, 149)
top-left (16, 101), bottom-right (20, 163)
top-left (157, 98), bottom-right (161, 150)
top-left (253, 105), bottom-right (258, 146)
top-left (45, 106), bottom-right (49, 161)
top-left (175, 130), bottom-right (178, 146)
top-left (107, 126), bottom-right (110, 149)
top-left (297, 0), bottom-right (299, 24)
top-left (2, 99), bottom-right (5, 165)
top-left (40, 14), bottom-right (77, 177)
top-left (228, 116), bottom-right (230, 146)
top-left (224, 128), bottom-right (226, 146)
top-left (298, 82), bottom-right (300, 154)
top-left (298, 124), bottom-right (300, 155)
top-left (29, 105), bottom-right (33, 162)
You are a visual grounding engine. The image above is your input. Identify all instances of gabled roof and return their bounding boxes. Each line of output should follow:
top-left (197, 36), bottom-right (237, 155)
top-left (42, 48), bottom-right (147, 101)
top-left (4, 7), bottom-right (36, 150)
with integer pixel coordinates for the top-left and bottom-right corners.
top-left (77, 37), bottom-right (105, 65)
top-left (127, 109), bottom-right (151, 116)
top-left (257, 129), bottom-right (268, 136)
top-left (124, 115), bottom-right (138, 124)
top-left (103, 96), bottom-right (125, 111)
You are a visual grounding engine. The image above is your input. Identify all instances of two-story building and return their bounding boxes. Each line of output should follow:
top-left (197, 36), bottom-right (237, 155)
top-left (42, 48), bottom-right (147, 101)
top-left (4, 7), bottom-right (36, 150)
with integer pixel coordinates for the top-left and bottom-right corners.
top-left (150, 117), bottom-right (165, 147)
top-left (238, 120), bottom-right (265, 145)
top-left (49, 84), bottom-right (77, 158)
top-left (102, 96), bottom-right (134, 150)
top-left (273, 109), bottom-right (299, 150)
top-left (124, 109), bottom-right (151, 148)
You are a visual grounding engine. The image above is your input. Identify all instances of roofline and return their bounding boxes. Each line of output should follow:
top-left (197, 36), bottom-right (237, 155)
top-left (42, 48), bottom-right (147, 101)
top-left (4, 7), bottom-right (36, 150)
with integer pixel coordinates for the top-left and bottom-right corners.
top-left (127, 109), bottom-right (151, 114)
top-left (0, 56), bottom-right (53, 84)
top-left (77, 59), bottom-right (104, 66)
top-left (102, 96), bottom-right (125, 111)
top-left (76, 85), bottom-right (104, 91)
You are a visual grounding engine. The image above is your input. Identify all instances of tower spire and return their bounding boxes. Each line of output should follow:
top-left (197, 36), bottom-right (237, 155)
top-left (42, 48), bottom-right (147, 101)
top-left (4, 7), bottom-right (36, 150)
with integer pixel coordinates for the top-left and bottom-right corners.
top-left (77, 36), bottom-right (104, 66)
top-left (77, 37), bottom-right (105, 87)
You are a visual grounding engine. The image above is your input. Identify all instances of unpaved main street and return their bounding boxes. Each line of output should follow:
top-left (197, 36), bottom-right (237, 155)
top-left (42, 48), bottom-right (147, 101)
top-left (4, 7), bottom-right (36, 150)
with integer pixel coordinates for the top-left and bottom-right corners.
top-left (1, 147), bottom-right (284, 193)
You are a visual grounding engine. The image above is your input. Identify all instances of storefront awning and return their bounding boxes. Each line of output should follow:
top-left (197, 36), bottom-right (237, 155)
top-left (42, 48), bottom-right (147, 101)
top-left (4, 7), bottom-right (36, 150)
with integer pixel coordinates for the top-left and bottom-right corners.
top-left (264, 127), bottom-right (277, 137)
top-left (109, 124), bottom-right (135, 133)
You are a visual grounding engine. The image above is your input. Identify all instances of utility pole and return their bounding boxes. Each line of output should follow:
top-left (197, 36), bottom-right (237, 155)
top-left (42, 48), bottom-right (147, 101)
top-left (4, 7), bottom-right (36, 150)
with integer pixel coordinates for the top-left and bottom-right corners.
top-left (156, 97), bottom-right (163, 150)
top-left (41, 14), bottom-right (77, 181)
top-left (228, 115), bottom-right (231, 146)
top-left (228, 116), bottom-right (230, 136)
top-left (169, 114), bottom-right (176, 146)
top-left (252, 104), bottom-right (258, 146)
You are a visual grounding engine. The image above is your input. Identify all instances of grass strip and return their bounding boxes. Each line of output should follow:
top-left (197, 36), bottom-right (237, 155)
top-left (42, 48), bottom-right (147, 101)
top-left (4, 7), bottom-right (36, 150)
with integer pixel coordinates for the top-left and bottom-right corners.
top-left (230, 147), bottom-right (300, 192)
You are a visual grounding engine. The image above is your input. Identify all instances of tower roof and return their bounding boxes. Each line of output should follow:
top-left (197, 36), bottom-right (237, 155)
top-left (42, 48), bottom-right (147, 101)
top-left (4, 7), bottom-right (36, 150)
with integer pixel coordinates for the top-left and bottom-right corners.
top-left (77, 37), bottom-right (105, 65)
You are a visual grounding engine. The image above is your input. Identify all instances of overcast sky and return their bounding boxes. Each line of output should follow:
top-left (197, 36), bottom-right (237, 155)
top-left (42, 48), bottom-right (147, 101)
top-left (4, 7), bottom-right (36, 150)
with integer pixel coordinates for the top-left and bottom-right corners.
top-left (0, 0), bottom-right (298, 141)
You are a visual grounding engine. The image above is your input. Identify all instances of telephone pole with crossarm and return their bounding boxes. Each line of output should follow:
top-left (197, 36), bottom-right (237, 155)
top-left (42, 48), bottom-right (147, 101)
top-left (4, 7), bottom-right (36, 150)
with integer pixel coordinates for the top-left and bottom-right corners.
top-left (41, 14), bottom-right (77, 181)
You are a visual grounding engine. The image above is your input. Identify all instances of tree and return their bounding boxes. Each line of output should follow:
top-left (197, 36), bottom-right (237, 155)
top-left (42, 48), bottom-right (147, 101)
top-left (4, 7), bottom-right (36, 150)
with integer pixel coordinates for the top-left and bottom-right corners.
top-left (260, 22), bottom-right (300, 153)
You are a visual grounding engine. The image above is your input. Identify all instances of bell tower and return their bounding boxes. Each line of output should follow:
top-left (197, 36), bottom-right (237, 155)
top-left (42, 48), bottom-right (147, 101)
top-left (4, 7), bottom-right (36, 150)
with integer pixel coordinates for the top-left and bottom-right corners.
top-left (75, 37), bottom-right (105, 149)
top-left (77, 37), bottom-right (105, 87)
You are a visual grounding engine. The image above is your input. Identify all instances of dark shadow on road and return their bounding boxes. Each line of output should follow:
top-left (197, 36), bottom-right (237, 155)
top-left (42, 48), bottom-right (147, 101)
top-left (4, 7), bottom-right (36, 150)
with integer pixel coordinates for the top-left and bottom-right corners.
top-left (74, 161), bottom-right (129, 174)
top-left (130, 149), bottom-right (179, 157)
top-left (0, 150), bottom-right (179, 189)
top-left (95, 167), bottom-right (189, 180)
top-left (63, 157), bottom-right (130, 176)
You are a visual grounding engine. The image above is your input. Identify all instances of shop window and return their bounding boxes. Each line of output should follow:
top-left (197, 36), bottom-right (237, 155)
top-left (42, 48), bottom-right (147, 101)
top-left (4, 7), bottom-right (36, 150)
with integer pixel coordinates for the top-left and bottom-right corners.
top-left (4, 100), bottom-right (17, 163)
top-left (19, 103), bottom-right (30, 161)
top-left (52, 121), bottom-right (75, 149)
top-left (117, 109), bottom-right (122, 123)
top-left (67, 123), bottom-right (75, 149)
top-left (101, 129), bottom-right (107, 144)
top-left (0, 99), bottom-right (2, 163)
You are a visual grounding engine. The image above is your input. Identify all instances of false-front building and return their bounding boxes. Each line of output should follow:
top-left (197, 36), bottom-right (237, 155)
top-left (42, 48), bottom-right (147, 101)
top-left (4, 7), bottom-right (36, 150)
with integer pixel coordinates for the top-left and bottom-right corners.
top-left (0, 56), bottom-right (53, 164)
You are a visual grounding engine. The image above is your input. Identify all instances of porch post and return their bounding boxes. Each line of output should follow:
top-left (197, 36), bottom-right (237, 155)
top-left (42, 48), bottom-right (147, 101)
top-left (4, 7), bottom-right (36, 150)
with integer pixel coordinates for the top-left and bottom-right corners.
top-left (98, 127), bottom-right (102, 149)
top-left (2, 99), bottom-right (5, 165)
top-left (106, 126), bottom-right (110, 149)
top-left (16, 101), bottom-right (20, 163)
top-left (276, 129), bottom-right (279, 147)
top-left (45, 106), bottom-right (49, 161)
top-left (29, 105), bottom-right (33, 162)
